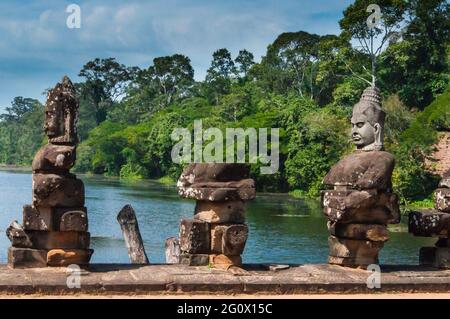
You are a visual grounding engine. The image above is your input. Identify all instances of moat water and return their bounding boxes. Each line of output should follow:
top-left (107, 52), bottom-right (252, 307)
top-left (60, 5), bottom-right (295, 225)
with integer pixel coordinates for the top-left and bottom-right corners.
top-left (0, 171), bottom-right (435, 264)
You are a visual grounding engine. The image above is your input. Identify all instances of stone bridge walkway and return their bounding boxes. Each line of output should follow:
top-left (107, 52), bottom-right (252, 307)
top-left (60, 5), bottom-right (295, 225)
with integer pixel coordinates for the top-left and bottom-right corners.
top-left (0, 264), bottom-right (449, 295)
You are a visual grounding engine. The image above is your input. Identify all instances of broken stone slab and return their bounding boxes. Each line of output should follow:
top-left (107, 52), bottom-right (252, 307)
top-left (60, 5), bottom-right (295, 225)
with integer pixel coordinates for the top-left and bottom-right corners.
top-left (209, 254), bottom-right (242, 266)
top-left (47, 249), bottom-right (93, 267)
top-left (179, 219), bottom-right (210, 254)
top-left (194, 201), bottom-right (246, 223)
top-left (178, 180), bottom-right (256, 201)
top-left (419, 247), bottom-right (450, 269)
top-left (25, 231), bottom-right (90, 250)
top-left (179, 253), bottom-right (209, 266)
top-left (328, 235), bottom-right (384, 259)
top-left (328, 222), bottom-right (389, 242)
top-left (8, 247), bottom-right (48, 268)
top-left (408, 210), bottom-right (449, 237)
top-left (322, 151), bottom-right (395, 191)
top-left (328, 255), bottom-right (378, 268)
top-left (32, 144), bottom-right (76, 173)
top-left (23, 205), bottom-right (88, 232)
top-left (6, 221), bottom-right (33, 248)
top-left (435, 188), bottom-right (450, 212)
top-left (178, 163), bottom-right (251, 187)
top-left (32, 174), bottom-right (84, 208)
top-left (210, 224), bottom-right (248, 255)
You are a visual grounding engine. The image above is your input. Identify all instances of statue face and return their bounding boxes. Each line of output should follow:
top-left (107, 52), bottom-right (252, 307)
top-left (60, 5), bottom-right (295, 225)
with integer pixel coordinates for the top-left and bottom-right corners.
top-left (351, 119), bottom-right (376, 149)
top-left (44, 107), bottom-right (63, 137)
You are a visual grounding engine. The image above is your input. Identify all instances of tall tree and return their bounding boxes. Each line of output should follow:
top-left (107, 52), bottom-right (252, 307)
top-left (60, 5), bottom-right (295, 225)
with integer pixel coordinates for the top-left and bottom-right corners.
top-left (205, 48), bottom-right (236, 104)
top-left (339, 0), bottom-right (406, 86)
top-left (234, 49), bottom-right (255, 81)
top-left (380, 0), bottom-right (449, 108)
top-left (79, 58), bottom-right (138, 125)
top-left (258, 31), bottom-right (321, 98)
top-left (0, 97), bottom-right (39, 122)
top-left (149, 54), bottom-right (195, 107)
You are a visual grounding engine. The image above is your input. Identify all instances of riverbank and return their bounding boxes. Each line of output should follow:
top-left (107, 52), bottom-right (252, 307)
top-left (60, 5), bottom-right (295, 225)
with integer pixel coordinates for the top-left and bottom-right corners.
top-left (0, 166), bottom-right (434, 211)
top-left (0, 263), bottom-right (448, 296)
top-left (0, 164), bottom-right (31, 172)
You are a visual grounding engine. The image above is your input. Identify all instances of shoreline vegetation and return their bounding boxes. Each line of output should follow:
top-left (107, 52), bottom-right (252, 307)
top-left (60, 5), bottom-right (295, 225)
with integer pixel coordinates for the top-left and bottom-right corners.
top-left (0, 1), bottom-right (448, 211)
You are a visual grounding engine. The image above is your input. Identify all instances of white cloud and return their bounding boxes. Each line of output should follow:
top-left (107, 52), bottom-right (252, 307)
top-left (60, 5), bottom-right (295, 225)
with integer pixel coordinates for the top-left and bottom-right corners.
top-left (0, 0), bottom-right (351, 109)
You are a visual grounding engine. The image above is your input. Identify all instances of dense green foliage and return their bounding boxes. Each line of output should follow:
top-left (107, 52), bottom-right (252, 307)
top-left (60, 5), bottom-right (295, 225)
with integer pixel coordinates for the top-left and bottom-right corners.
top-left (0, 0), bottom-right (448, 203)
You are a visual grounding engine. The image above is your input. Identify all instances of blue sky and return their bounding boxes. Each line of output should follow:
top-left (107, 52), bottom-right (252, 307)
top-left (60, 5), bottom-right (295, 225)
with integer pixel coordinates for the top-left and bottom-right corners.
top-left (0, 0), bottom-right (353, 111)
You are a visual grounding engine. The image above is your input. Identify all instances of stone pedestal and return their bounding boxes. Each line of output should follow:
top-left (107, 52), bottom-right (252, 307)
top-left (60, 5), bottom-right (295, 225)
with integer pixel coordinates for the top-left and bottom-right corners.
top-left (408, 172), bottom-right (450, 269)
top-left (177, 163), bottom-right (255, 267)
top-left (6, 77), bottom-right (93, 268)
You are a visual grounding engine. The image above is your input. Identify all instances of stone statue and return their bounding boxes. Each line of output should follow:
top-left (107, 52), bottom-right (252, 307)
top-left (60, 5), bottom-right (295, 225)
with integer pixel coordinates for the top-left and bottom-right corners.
top-left (409, 170), bottom-right (450, 269)
top-left (321, 86), bottom-right (400, 268)
top-left (7, 76), bottom-right (92, 268)
top-left (176, 163), bottom-right (255, 267)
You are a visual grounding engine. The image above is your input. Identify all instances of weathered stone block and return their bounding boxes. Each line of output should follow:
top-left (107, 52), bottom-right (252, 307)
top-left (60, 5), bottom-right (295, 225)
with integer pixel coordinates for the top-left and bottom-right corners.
top-left (408, 210), bottom-right (449, 237)
top-left (179, 253), bottom-right (209, 266)
top-left (178, 163), bottom-right (251, 185)
top-left (435, 188), bottom-right (450, 212)
top-left (59, 210), bottom-right (88, 232)
top-left (194, 201), bottom-right (245, 223)
top-left (25, 231), bottom-right (90, 250)
top-left (178, 180), bottom-right (256, 201)
top-left (23, 205), bottom-right (53, 231)
top-left (419, 247), bottom-right (450, 269)
top-left (47, 249), bottom-right (93, 267)
top-left (8, 247), bottom-right (47, 268)
top-left (23, 206), bottom-right (88, 231)
top-left (210, 224), bottom-right (248, 255)
top-left (322, 190), bottom-right (399, 224)
top-left (179, 219), bottom-right (210, 254)
top-left (32, 174), bottom-right (84, 208)
top-left (32, 144), bottom-right (76, 173)
top-left (328, 222), bottom-right (389, 242)
top-left (209, 254), bottom-right (242, 266)
top-left (322, 151), bottom-right (395, 191)
top-left (328, 235), bottom-right (383, 259)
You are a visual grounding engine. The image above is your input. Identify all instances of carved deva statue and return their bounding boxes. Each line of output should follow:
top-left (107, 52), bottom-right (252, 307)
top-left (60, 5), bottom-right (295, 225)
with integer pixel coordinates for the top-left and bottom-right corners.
top-left (321, 86), bottom-right (400, 268)
top-left (6, 76), bottom-right (92, 268)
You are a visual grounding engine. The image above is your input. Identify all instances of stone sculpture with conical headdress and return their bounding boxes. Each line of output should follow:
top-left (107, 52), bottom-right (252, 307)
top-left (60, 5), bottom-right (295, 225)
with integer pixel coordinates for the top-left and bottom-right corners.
top-left (320, 86), bottom-right (400, 268)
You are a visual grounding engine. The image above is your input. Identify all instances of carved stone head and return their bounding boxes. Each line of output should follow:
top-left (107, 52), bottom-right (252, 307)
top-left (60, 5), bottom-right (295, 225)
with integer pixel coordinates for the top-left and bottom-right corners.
top-left (351, 86), bottom-right (385, 151)
top-left (44, 76), bottom-right (79, 145)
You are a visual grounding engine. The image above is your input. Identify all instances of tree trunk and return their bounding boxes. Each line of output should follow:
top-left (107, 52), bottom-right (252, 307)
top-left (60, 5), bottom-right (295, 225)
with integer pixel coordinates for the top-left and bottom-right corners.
top-left (117, 205), bottom-right (149, 264)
